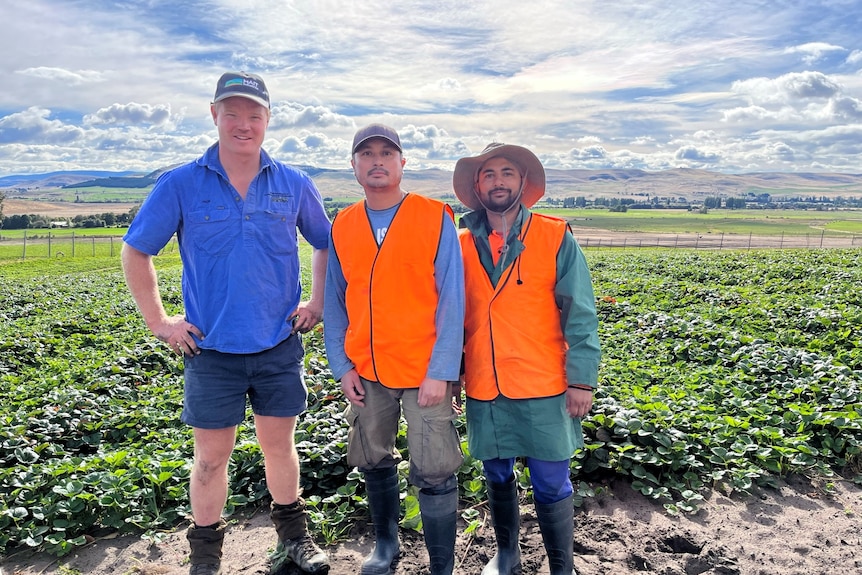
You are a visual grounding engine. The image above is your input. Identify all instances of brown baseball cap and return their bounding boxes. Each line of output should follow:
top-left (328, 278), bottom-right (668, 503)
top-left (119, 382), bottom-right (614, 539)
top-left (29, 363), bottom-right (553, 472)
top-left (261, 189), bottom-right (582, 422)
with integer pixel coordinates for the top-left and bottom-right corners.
top-left (352, 123), bottom-right (402, 154)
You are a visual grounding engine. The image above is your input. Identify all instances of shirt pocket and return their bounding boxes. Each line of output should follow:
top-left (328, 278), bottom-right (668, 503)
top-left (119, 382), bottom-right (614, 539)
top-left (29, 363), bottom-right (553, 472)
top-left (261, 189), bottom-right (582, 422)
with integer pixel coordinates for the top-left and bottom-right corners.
top-left (262, 207), bottom-right (298, 255)
top-left (188, 207), bottom-right (238, 256)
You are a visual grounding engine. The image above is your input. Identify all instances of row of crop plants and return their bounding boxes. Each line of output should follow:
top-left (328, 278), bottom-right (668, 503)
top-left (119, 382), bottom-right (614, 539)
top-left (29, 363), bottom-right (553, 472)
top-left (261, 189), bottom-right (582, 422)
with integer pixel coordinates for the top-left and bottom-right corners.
top-left (1, 248), bottom-right (860, 556)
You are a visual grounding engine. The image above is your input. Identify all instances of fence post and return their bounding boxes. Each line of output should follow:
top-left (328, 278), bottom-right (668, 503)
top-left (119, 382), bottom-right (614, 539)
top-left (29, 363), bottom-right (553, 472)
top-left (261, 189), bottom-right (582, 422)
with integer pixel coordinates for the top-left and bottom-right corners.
top-left (48, 232), bottom-right (52, 258)
top-left (748, 232), bottom-right (752, 251)
top-left (820, 229), bottom-right (824, 248)
top-left (719, 233), bottom-right (724, 250)
top-left (22, 230), bottom-right (27, 259)
top-left (72, 231), bottom-right (76, 257)
top-left (780, 232), bottom-right (784, 248)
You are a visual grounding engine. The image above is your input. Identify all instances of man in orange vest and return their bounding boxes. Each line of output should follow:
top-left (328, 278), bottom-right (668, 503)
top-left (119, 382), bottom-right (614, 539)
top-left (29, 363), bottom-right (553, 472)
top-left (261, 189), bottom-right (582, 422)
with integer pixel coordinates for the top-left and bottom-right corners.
top-left (454, 143), bottom-right (601, 575)
top-left (323, 124), bottom-right (465, 575)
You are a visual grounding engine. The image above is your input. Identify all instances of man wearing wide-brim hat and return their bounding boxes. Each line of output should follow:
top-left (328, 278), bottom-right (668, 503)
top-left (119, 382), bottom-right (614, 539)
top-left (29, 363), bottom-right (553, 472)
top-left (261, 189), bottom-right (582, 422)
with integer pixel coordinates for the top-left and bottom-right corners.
top-left (454, 143), bottom-right (601, 575)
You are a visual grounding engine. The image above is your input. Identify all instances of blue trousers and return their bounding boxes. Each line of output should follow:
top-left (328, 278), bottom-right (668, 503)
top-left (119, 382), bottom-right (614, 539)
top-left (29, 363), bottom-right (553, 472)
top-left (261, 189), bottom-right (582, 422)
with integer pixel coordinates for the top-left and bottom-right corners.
top-left (483, 457), bottom-right (572, 504)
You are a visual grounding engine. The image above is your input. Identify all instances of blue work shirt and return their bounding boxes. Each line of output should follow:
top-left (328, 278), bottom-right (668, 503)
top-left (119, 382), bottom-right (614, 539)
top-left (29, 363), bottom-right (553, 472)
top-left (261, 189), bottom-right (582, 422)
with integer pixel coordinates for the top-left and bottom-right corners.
top-left (124, 143), bottom-right (331, 353)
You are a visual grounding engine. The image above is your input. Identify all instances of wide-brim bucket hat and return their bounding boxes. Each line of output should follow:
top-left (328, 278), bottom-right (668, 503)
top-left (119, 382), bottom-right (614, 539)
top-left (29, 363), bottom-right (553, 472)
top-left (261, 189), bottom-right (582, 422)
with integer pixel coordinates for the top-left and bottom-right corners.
top-left (453, 143), bottom-right (545, 211)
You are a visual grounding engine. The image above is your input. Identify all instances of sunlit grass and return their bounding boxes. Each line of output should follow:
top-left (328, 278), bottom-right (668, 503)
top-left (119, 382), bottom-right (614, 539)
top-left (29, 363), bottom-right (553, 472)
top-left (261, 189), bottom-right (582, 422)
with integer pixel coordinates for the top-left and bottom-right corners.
top-left (537, 207), bottom-right (862, 236)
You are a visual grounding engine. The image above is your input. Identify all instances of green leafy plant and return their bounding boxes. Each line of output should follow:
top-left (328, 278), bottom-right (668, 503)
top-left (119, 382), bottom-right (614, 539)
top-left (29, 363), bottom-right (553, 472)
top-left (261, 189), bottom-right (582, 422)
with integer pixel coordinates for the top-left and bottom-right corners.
top-left (2, 248), bottom-right (861, 556)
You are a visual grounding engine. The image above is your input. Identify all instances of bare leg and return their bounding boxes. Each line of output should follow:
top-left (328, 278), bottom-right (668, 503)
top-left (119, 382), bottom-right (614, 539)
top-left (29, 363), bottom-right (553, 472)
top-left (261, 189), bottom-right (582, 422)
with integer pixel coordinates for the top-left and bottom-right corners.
top-left (190, 426), bottom-right (237, 526)
top-left (255, 415), bottom-right (300, 505)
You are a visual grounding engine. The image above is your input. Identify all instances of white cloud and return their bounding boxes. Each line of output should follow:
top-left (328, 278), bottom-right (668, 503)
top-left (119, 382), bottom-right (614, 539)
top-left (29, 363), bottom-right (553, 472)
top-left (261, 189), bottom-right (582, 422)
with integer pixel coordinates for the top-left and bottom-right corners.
top-left (731, 71), bottom-right (842, 104)
top-left (270, 103), bottom-right (354, 130)
top-left (83, 103), bottom-right (173, 127)
top-left (0, 107), bottom-right (84, 144)
top-left (784, 42), bottom-right (845, 65)
top-left (723, 71), bottom-right (862, 127)
top-left (674, 146), bottom-right (721, 165)
top-left (15, 67), bottom-right (104, 84)
top-left (1, 0), bottom-right (862, 175)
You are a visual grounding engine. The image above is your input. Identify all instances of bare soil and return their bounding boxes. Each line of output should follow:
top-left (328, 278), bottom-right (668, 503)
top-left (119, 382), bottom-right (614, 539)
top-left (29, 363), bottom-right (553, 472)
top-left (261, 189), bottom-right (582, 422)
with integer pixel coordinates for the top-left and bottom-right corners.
top-left (2, 474), bottom-right (860, 575)
top-left (2, 199), bottom-right (860, 574)
top-left (2, 199), bottom-right (140, 218)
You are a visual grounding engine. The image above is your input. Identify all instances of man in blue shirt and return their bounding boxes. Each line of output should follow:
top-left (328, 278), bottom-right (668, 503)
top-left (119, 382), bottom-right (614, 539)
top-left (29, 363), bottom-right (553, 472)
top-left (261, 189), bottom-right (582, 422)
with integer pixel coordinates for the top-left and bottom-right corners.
top-left (122, 71), bottom-right (331, 575)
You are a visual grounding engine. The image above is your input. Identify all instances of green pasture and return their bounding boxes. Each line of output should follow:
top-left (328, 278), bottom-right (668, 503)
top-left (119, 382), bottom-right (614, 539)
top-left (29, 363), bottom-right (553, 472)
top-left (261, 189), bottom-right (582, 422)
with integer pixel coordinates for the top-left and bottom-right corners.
top-left (2, 208), bottom-right (861, 262)
top-left (540, 207), bottom-right (862, 236)
top-left (0, 234), bottom-right (151, 260)
top-left (0, 228), bottom-right (128, 239)
top-left (0, 228), bottom-right (130, 260)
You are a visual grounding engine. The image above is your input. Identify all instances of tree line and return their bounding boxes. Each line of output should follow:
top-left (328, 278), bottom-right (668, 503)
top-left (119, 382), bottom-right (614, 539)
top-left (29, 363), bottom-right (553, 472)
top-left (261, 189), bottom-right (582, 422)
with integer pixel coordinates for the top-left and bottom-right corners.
top-left (1, 206), bottom-right (139, 230)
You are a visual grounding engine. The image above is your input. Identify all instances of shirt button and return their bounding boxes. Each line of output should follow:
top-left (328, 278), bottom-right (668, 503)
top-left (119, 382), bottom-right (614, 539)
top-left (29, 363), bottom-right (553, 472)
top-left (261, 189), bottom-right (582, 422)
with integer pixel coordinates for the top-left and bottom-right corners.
top-left (204, 215), bottom-right (210, 221)
top-left (245, 215), bottom-right (250, 221)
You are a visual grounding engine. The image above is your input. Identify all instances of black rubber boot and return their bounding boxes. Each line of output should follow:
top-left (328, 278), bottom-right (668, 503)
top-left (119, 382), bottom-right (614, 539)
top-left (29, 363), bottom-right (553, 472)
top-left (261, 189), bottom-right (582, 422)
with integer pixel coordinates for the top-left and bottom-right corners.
top-left (482, 478), bottom-right (522, 575)
top-left (535, 494), bottom-right (577, 575)
top-left (361, 467), bottom-right (401, 575)
top-left (187, 519), bottom-right (226, 574)
top-left (418, 487), bottom-right (458, 575)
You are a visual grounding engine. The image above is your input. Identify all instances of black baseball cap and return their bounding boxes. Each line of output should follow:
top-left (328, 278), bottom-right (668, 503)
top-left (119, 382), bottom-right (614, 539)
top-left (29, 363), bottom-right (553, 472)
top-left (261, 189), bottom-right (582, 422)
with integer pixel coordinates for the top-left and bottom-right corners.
top-left (352, 123), bottom-right (402, 154)
top-left (213, 71), bottom-right (270, 109)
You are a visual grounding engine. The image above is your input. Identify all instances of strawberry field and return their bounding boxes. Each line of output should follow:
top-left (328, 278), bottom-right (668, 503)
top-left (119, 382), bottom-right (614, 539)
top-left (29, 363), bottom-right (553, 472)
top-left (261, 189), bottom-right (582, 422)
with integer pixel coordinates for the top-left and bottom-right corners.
top-left (1, 248), bottom-right (860, 557)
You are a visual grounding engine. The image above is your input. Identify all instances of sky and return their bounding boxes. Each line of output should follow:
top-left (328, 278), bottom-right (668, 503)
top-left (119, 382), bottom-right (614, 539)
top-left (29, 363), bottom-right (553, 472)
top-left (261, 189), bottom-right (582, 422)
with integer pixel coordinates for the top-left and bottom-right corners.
top-left (2, 0), bottom-right (862, 177)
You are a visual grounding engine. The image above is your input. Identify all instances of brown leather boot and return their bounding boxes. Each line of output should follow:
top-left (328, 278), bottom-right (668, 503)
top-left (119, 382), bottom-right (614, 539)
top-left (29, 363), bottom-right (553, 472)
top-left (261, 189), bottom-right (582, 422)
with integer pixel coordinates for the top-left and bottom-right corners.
top-left (271, 498), bottom-right (330, 574)
top-left (186, 519), bottom-right (226, 575)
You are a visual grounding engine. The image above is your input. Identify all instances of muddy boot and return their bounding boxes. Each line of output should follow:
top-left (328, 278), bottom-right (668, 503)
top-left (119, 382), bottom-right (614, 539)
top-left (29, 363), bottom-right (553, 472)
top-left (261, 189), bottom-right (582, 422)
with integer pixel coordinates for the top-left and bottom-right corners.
top-left (482, 478), bottom-right (522, 575)
top-left (418, 487), bottom-right (458, 575)
top-left (187, 519), bottom-right (226, 575)
top-left (535, 494), bottom-right (577, 575)
top-left (271, 498), bottom-right (330, 574)
top-left (361, 467), bottom-right (401, 575)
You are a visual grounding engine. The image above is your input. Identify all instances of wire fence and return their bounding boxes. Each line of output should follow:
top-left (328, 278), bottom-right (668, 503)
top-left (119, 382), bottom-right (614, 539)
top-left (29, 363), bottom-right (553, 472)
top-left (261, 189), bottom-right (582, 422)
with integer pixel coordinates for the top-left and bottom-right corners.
top-left (0, 233), bottom-right (179, 260)
top-left (1, 230), bottom-right (860, 260)
top-left (576, 230), bottom-right (862, 250)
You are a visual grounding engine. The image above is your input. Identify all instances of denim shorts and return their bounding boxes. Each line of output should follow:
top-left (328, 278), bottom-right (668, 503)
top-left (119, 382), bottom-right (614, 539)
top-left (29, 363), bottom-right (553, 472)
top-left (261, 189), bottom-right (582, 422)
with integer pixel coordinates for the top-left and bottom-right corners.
top-left (181, 335), bottom-right (307, 429)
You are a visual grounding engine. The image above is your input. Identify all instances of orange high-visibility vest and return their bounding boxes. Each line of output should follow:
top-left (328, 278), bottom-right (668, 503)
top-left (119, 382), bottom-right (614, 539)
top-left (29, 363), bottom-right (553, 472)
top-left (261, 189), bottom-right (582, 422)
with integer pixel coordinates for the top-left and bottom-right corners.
top-left (460, 213), bottom-right (569, 400)
top-left (331, 193), bottom-right (453, 388)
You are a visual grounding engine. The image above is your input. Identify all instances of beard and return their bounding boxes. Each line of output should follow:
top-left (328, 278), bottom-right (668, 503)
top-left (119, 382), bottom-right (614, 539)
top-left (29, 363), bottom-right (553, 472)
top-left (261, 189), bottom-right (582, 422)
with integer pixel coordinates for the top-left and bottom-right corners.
top-left (483, 187), bottom-right (519, 212)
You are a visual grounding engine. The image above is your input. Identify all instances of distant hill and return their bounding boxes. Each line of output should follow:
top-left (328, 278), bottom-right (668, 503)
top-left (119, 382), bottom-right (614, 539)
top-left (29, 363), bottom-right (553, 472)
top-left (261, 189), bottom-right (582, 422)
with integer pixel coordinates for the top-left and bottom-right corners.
top-left (3, 167), bottom-right (862, 201)
top-left (0, 170), bottom-right (143, 189)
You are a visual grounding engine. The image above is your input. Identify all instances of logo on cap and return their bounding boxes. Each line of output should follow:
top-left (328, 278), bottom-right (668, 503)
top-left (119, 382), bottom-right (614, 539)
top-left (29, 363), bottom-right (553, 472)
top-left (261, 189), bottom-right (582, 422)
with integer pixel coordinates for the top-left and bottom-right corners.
top-left (214, 72), bottom-right (270, 108)
top-left (224, 78), bottom-right (261, 90)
